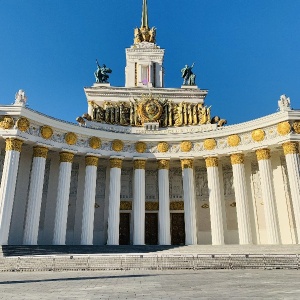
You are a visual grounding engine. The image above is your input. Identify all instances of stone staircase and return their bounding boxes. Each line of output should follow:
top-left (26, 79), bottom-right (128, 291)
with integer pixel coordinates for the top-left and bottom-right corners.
top-left (1, 245), bottom-right (300, 272)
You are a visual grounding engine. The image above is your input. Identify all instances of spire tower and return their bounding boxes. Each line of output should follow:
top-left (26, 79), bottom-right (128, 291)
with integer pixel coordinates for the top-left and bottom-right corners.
top-left (141, 0), bottom-right (149, 29)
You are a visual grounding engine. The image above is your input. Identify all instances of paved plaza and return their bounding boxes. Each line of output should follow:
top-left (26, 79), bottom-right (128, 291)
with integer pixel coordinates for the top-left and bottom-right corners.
top-left (0, 269), bottom-right (300, 299)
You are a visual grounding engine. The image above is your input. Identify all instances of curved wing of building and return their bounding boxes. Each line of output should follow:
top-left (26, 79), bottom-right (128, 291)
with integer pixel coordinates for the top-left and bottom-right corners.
top-left (0, 1), bottom-right (299, 246)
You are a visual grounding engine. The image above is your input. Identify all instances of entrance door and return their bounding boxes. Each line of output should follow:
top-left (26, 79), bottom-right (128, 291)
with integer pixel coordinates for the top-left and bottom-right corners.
top-left (145, 213), bottom-right (158, 245)
top-left (171, 213), bottom-right (185, 245)
top-left (119, 213), bottom-right (130, 245)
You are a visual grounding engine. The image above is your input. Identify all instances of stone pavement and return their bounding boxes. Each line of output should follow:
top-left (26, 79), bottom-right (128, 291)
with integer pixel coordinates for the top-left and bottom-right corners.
top-left (0, 269), bottom-right (300, 299)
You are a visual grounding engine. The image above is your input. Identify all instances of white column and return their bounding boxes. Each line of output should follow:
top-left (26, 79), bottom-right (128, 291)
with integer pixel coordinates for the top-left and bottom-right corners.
top-left (23, 146), bottom-right (49, 245)
top-left (181, 159), bottom-right (197, 245)
top-left (158, 159), bottom-right (171, 245)
top-left (0, 139), bottom-right (23, 245)
top-left (107, 157), bottom-right (123, 245)
top-left (53, 152), bottom-right (74, 245)
top-left (133, 158), bottom-right (146, 245)
top-left (230, 153), bottom-right (252, 244)
top-left (81, 156), bottom-right (99, 245)
top-left (283, 142), bottom-right (300, 243)
top-left (205, 157), bottom-right (225, 245)
top-left (256, 148), bottom-right (280, 244)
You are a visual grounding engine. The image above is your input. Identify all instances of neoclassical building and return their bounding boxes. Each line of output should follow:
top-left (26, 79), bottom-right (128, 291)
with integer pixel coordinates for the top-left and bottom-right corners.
top-left (0, 1), bottom-right (300, 247)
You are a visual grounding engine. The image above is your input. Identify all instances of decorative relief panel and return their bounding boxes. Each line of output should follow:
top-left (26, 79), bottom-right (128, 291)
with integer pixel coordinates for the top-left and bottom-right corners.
top-left (121, 168), bottom-right (133, 199)
top-left (145, 170), bottom-right (158, 200)
top-left (169, 168), bottom-right (183, 199)
top-left (223, 165), bottom-right (234, 198)
top-left (195, 167), bottom-right (209, 200)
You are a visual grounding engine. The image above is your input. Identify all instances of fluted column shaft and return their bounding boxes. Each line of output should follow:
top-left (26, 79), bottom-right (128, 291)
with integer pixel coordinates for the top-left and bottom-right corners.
top-left (230, 154), bottom-right (252, 244)
top-left (181, 159), bottom-right (197, 245)
top-left (133, 159), bottom-right (146, 245)
top-left (205, 157), bottom-right (225, 245)
top-left (53, 152), bottom-right (74, 245)
top-left (158, 160), bottom-right (171, 245)
top-left (23, 147), bottom-right (49, 245)
top-left (256, 149), bottom-right (280, 244)
top-left (107, 157), bottom-right (123, 245)
top-left (81, 156), bottom-right (99, 245)
top-left (0, 139), bottom-right (23, 245)
top-left (283, 142), bottom-right (300, 242)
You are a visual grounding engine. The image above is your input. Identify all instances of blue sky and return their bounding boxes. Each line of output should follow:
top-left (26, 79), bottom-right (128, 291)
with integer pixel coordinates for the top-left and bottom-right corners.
top-left (0, 0), bottom-right (299, 125)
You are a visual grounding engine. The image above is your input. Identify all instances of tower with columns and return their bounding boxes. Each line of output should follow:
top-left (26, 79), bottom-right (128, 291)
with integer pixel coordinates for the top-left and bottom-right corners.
top-left (0, 2), bottom-right (299, 247)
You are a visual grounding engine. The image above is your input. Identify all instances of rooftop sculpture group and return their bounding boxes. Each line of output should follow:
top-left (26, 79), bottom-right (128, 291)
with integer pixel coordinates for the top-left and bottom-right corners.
top-left (181, 63), bottom-right (196, 86)
top-left (94, 59), bottom-right (112, 83)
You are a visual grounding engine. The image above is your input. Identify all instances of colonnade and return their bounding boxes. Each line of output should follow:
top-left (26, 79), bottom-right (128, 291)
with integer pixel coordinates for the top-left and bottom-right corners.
top-left (0, 138), bottom-right (299, 246)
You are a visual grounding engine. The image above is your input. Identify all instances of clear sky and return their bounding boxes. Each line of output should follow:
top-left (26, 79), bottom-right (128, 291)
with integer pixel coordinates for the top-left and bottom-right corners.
top-left (1, 0), bottom-right (299, 125)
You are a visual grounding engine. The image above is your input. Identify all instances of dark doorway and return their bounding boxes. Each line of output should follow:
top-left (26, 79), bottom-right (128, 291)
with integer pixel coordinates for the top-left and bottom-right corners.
top-left (119, 213), bottom-right (130, 245)
top-left (145, 213), bottom-right (158, 245)
top-left (171, 213), bottom-right (185, 245)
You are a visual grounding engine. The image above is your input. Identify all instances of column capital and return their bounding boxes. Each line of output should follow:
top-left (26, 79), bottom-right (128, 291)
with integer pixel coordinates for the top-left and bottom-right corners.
top-left (282, 142), bottom-right (299, 155)
top-left (205, 156), bottom-right (218, 168)
top-left (133, 158), bottom-right (147, 170)
top-left (181, 158), bottom-right (194, 169)
top-left (158, 159), bottom-right (170, 170)
top-left (230, 153), bottom-right (244, 165)
top-left (59, 151), bottom-right (74, 163)
top-left (85, 155), bottom-right (99, 167)
top-left (5, 138), bottom-right (23, 152)
top-left (33, 146), bottom-right (49, 158)
top-left (255, 148), bottom-right (271, 161)
top-left (109, 157), bottom-right (123, 169)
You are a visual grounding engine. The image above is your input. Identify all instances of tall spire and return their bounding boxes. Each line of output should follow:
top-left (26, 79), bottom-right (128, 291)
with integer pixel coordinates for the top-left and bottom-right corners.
top-left (141, 0), bottom-right (149, 29)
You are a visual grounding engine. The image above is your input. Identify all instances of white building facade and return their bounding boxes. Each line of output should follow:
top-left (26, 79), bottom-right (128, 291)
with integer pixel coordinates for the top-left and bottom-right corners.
top-left (0, 1), bottom-right (300, 246)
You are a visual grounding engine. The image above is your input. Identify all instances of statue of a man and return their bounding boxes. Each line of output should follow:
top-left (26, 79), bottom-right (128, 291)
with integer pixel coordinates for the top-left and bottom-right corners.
top-left (181, 63), bottom-right (196, 85)
top-left (94, 59), bottom-right (112, 83)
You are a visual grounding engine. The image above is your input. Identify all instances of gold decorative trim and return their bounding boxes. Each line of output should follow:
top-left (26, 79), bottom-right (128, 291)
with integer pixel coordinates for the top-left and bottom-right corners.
top-left (230, 153), bottom-right (244, 165)
top-left (203, 139), bottom-right (217, 150)
top-left (146, 202), bottom-right (159, 211)
top-left (109, 158), bottom-right (123, 169)
top-left (181, 159), bottom-right (193, 169)
top-left (251, 129), bottom-right (265, 142)
top-left (283, 142), bottom-right (299, 155)
top-left (205, 157), bottom-right (218, 168)
top-left (89, 137), bottom-right (101, 149)
top-left (5, 138), bottom-right (23, 152)
top-left (227, 135), bottom-right (240, 147)
top-left (59, 152), bottom-right (74, 163)
top-left (158, 159), bottom-right (170, 170)
top-left (33, 146), bottom-right (48, 158)
top-left (170, 201), bottom-right (184, 210)
top-left (134, 159), bottom-right (146, 170)
top-left (277, 122), bottom-right (291, 136)
top-left (65, 132), bottom-right (77, 145)
top-left (256, 148), bottom-right (271, 161)
top-left (0, 115), bottom-right (14, 130)
top-left (85, 156), bottom-right (99, 166)
top-left (201, 203), bottom-right (209, 209)
top-left (120, 201), bottom-right (132, 210)
top-left (293, 121), bottom-right (300, 134)
top-left (157, 142), bottom-right (169, 153)
top-left (16, 117), bottom-right (30, 132)
top-left (112, 139), bottom-right (124, 152)
top-left (40, 125), bottom-right (53, 139)
top-left (180, 141), bottom-right (192, 152)
top-left (135, 141), bottom-right (147, 153)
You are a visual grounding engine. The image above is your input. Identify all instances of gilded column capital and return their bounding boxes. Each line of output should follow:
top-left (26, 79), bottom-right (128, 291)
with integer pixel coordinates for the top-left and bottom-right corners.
top-left (85, 155), bottom-right (99, 167)
top-left (109, 157), bottom-right (123, 169)
top-left (59, 151), bottom-right (74, 163)
top-left (181, 159), bottom-right (194, 169)
top-left (255, 148), bottom-right (271, 161)
top-left (133, 159), bottom-right (146, 170)
top-left (5, 138), bottom-right (23, 152)
top-left (230, 153), bottom-right (244, 165)
top-left (282, 142), bottom-right (299, 155)
top-left (33, 146), bottom-right (49, 158)
top-left (157, 159), bottom-right (170, 170)
top-left (205, 157), bottom-right (218, 168)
